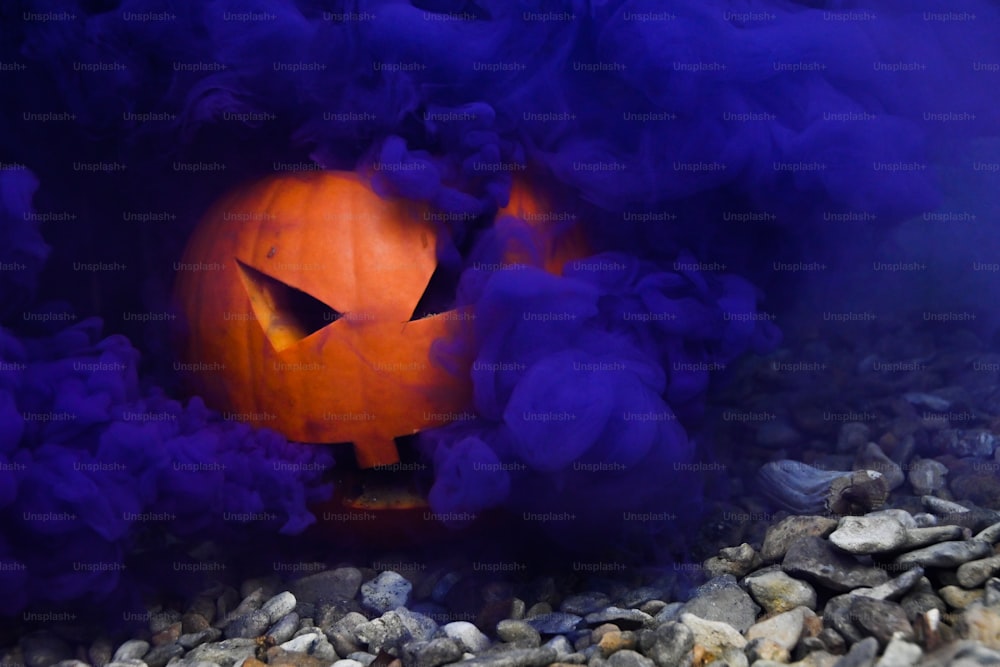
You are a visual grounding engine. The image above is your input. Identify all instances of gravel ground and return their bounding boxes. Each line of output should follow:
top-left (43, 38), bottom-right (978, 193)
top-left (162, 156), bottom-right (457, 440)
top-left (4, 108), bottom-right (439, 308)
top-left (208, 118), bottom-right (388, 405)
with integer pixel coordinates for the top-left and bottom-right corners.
top-left (4, 320), bottom-right (1000, 667)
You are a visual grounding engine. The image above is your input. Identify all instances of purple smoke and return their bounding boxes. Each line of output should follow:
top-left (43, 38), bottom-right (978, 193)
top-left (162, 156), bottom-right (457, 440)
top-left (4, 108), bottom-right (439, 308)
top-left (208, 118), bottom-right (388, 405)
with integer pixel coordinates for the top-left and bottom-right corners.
top-left (2, 0), bottom-right (999, 617)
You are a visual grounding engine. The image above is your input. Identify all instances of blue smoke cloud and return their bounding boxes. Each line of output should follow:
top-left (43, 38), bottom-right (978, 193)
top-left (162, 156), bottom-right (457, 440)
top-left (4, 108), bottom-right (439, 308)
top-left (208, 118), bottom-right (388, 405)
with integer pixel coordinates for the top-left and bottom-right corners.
top-left (2, 0), bottom-right (998, 616)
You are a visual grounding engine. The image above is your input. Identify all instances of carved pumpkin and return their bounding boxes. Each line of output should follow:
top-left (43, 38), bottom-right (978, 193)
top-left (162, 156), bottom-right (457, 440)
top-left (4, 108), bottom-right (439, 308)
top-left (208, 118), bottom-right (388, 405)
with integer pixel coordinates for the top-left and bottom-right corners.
top-left (173, 171), bottom-right (587, 473)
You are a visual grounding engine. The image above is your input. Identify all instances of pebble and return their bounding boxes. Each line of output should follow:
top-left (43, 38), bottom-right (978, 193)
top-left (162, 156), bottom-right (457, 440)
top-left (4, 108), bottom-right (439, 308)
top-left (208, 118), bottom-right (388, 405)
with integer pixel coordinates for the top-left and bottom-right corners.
top-left (497, 620), bottom-right (542, 647)
top-left (746, 606), bottom-right (810, 651)
top-left (561, 593), bottom-right (611, 615)
top-left (900, 525), bottom-right (966, 550)
top-left (182, 613), bottom-right (211, 634)
top-left (89, 637), bottom-right (114, 667)
top-left (606, 649), bottom-right (653, 667)
top-left (761, 516), bottom-right (839, 562)
top-left (677, 575), bottom-right (760, 634)
top-left (262, 592), bottom-right (297, 624)
top-left (455, 647), bottom-right (557, 667)
top-left (404, 638), bottom-right (463, 667)
top-left (848, 597), bottom-right (914, 646)
top-left (851, 565), bottom-right (925, 602)
top-left (332, 661), bottom-right (366, 667)
top-left (636, 622), bottom-right (693, 667)
top-left (361, 571), bottom-right (413, 613)
top-left (874, 636), bottom-right (923, 667)
top-left (347, 652), bottom-right (377, 665)
top-left (224, 609), bottom-right (271, 639)
top-left (218, 588), bottom-right (266, 629)
top-left (525, 612), bottom-right (583, 634)
top-left (327, 611), bottom-right (368, 656)
top-left (829, 515), bottom-right (909, 554)
top-left (704, 542), bottom-right (761, 578)
top-left (52, 662), bottom-right (90, 667)
top-left (105, 661), bottom-right (148, 667)
top-left (908, 458), bottom-right (949, 495)
top-left (616, 587), bottom-right (665, 610)
top-left (833, 636), bottom-right (878, 667)
top-left (939, 585), bottom-right (984, 609)
top-left (178, 628), bottom-right (221, 649)
top-left (893, 539), bottom-right (993, 568)
top-left (263, 647), bottom-right (328, 667)
top-left (596, 630), bottom-right (636, 657)
top-left (355, 608), bottom-right (437, 654)
top-left (678, 614), bottom-right (747, 667)
top-left (918, 640), bottom-right (1000, 667)
top-left (141, 642), bottom-right (184, 667)
top-left (443, 621), bottom-right (491, 653)
top-left (855, 443), bottom-right (905, 490)
top-left (934, 428), bottom-right (997, 458)
top-left (184, 638), bottom-right (257, 667)
top-left (977, 521), bottom-right (1000, 544)
top-left (291, 568), bottom-right (363, 608)
top-left (266, 612), bottom-right (300, 644)
top-left (583, 608), bottom-right (654, 630)
top-left (958, 555), bottom-right (1000, 588)
top-left (745, 637), bottom-right (790, 663)
top-left (113, 640), bottom-right (150, 662)
top-left (957, 605), bottom-right (1000, 650)
top-left (782, 536), bottom-right (889, 592)
top-left (544, 635), bottom-right (574, 657)
top-left (744, 568), bottom-right (817, 613)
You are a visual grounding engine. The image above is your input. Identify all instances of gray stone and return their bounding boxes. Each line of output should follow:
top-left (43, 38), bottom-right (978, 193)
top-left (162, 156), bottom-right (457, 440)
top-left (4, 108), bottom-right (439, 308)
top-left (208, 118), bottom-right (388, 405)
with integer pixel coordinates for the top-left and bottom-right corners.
top-left (893, 539), bottom-right (993, 568)
top-left (265, 612), bottom-right (299, 644)
top-left (443, 620), bottom-right (490, 653)
top-left (616, 587), bottom-right (666, 610)
top-left (977, 521), bottom-right (1000, 544)
top-left (279, 631), bottom-right (337, 662)
top-left (783, 535), bottom-right (889, 592)
top-left (456, 647), bottom-right (558, 667)
top-left (89, 637), bottom-right (114, 667)
top-left (496, 619), bottom-right (542, 647)
top-left (678, 614), bottom-right (747, 667)
top-left (20, 632), bottom-right (74, 667)
top-left (917, 640), bottom-right (1000, 667)
top-left (185, 638), bottom-right (257, 667)
top-left (849, 597), bottom-right (914, 647)
top-left (900, 525), bottom-right (966, 549)
top-left (326, 611), bottom-right (369, 656)
top-left (908, 458), bottom-right (948, 495)
top-left (874, 636), bottom-right (923, 667)
top-left (544, 635), bottom-right (573, 657)
top-left (355, 608), bottom-right (436, 654)
top-left (332, 661), bottom-right (366, 667)
top-left (347, 652), bottom-right (377, 666)
top-left (850, 566), bottom-right (925, 602)
top-left (761, 515), bottom-right (839, 562)
top-left (223, 609), bottom-right (270, 639)
top-left (830, 514), bottom-right (909, 553)
top-left (561, 593), bottom-right (612, 615)
top-left (606, 649), bottom-right (653, 667)
top-left (641, 622), bottom-right (693, 667)
top-left (958, 555), bottom-right (1000, 588)
top-left (583, 607), bottom-right (654, 630)
top-left (113, 640), bottom-right (150, 662)
top-left (832, 636), bottom-right (878, 667)
top-left (745, 606), bottom-right (810, 651)
top-left (178, 627), bottom-right (221, 649)
top-left (140, 642), bottom-right (184, 667)
top-left (677, 575), bottom-right (759, 633)
top-left (933, 428), bottom-right (998, 458)
top-left (744, 568), bottom-right (817, 612)
top-left (261, 591), bottom-right (297, 624)
top-left (360, 571), bottom-right (412, 613)
top-left (651, 602), bottom-right (683, 625)
top-left (291, 568), bottom-right (363, 608)
top-left (408, 637), bottom-right (463, 667)
top-left (218, 588), bottom-right (266, 629)
top-left (824, 595), bottom-right (866, 645)
top-left (525, 612), bottom-right (583, 634)
top-left (704, 542), bottom-right (761, 579)
top-left (105, 661), bottom-right (148, 667)
top-left (52, 662), bottom-right (90, 667)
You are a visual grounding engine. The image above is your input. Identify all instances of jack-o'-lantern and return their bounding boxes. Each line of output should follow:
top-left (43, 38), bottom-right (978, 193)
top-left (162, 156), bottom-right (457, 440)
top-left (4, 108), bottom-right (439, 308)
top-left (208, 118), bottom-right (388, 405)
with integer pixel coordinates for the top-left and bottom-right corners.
top-left (172, 171), bottom-right (587, 476)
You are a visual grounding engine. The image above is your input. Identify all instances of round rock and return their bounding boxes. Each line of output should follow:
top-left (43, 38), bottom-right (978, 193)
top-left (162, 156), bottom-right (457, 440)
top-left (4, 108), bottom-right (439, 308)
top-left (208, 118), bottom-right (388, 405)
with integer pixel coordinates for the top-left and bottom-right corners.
top-left (830, 514), bottom-right (909, 554)
top-left (360, 571), bottom-right (412, 614)
top-left (744, 568), bottom-right (817, 613)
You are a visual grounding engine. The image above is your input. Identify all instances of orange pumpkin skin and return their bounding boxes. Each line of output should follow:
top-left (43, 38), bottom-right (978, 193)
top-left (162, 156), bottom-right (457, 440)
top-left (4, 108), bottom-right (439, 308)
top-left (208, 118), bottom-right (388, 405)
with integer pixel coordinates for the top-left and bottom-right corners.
top-left (173, 171), bottom-right (471, 469)
top-left (173, 172), bottom-right (589, 475)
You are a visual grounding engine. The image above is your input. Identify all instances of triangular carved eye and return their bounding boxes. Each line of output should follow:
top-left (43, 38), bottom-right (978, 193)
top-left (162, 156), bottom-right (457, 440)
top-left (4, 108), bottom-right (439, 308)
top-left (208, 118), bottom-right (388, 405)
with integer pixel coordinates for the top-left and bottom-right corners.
top-left (409, 263), bottom-right (461, 322)
top-left (236, 260), bottom-right (342, 351)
